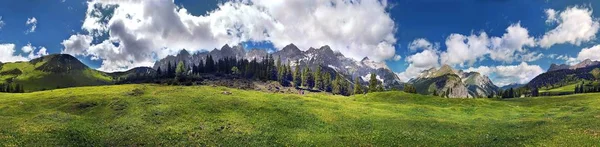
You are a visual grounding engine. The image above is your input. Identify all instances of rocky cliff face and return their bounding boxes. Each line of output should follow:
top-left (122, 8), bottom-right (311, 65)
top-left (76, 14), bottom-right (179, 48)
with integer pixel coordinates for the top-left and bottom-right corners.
top-left (410, 65), bottom-right (499, 98)
top-left (153, 43), bottom-right (403, 89)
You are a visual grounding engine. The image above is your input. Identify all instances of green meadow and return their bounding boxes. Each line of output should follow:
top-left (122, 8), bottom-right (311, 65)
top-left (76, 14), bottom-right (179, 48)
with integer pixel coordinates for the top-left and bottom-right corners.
top-left (1, 84), bottom-right (599, 146)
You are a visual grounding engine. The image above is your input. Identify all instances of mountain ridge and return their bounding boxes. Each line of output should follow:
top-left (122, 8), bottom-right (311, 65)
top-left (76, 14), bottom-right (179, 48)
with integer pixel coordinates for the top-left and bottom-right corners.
top-left (409, 65), bottom-right (499, 98)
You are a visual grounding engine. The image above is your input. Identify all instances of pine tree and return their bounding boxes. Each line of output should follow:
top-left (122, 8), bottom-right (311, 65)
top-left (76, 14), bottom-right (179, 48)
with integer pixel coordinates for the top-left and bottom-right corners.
top-left (323, 72), bottom-right (331, 92)
top-left (368, 73), bottom-right (378, 92)
top-left (302, 66), bottom-right (309, 87)
top-left (575, 85), bottom-right (579, 94)
top-left (353, 77), bottom-right (363, 95)
top-left (508, 88), bottom-right (514, 98)
top-left (175, 61), bottom-right (186, 77)
top-left (377, 82), bottom-right (384, 92)
top-left (315, 66), bottom-right (322, 90)
top-left (432, 89), bottom-right (438, 96)
top-left (167, 61), bottom-right (173, 78)
top-left (332, 74), bottom-right (341, 95)
top-left (157, 66), bottom-right (162, 77)
top-left (293, 64), bottom-right (302, 87)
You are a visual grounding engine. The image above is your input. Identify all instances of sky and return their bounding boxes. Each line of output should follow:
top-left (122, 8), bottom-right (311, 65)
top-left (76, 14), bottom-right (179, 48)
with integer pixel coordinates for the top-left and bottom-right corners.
top-left (1, 0), bottom-right (600, 86)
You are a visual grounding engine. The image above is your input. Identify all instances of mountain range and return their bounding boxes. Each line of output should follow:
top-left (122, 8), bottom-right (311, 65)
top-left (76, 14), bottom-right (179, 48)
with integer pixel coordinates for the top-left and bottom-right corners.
top-left (548, 59), bottom-right (600, 72)
top-left (527, 59), bottom-right (600, 89)
top-left (153, 44), bottom-right (404, 89)
top-left (409, 65), bottom-right (500, 98)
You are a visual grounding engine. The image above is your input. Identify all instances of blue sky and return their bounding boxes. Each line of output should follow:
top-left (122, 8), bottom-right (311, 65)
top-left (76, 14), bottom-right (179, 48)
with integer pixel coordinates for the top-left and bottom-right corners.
top-left (1, 0), bottom-right (600, 86)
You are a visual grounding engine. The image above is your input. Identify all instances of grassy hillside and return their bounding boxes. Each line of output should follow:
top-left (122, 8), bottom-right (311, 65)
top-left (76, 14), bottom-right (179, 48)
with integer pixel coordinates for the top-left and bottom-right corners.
top-left (1, 84), bottom-right (599, 146)
top-left (0, 54), bottom-right (113, 92)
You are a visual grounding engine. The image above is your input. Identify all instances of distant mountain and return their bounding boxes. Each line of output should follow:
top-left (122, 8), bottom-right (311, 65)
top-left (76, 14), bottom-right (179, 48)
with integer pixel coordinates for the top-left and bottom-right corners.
top-left (108, 67), bottom-right (157, 80)
top-left (409, 65), bottom-right (499, 98)
top-left (153, 43), bottom-right (404, 89)
top-left (0, 54), bottom-right (113, 92)
top-left (528, 59), bottom-right (600, 89)
top-left (500, 83), bottom-right (525, 90)
top-left (548, 59), bottom-right (600, 71)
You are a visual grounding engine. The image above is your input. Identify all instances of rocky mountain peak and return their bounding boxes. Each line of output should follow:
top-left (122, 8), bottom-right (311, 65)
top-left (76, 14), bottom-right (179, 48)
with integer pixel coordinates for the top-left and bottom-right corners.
top-left (282, 44), bottom-right (301, 53)
top-left (361, 57), bottom-right (370, 62)
top-left (571, 59), bottom-right (599, 69)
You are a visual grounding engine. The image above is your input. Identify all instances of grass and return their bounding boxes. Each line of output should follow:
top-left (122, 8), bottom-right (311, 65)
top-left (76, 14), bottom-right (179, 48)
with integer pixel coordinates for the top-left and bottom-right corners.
top-left (1, 84), bottom-right (600, 146)
top-left (540, 83), bottom-right (578, 93)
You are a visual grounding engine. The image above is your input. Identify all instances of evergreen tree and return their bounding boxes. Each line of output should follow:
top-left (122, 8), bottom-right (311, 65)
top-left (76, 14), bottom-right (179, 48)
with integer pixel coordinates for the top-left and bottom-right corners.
top-left (315, 66), bottom-right (323, 90)
top-left (377, 82), bottom-right (384, 92)
top-left (175, 61), bottom-right (186, 77)
top-left (432, 89), bottom-right (438, 96)
top-left (508, 88), bottom-right (515, 98)
top-left (157, 66), bottom-right (162, 77)
top-left (302, 66), bottom-right (309, 87)
top-left (323, 72), bottom-right (331, 92)
top-left (231, 66), bottom-right (240, 75)
top-left (293, 64), bottom-right (301, 87)
top-left (332, 74), bottom-right (341, 95)
top-left (353, 77), bottom-right (363, 95)
top-left (368, 73), bottom-right (378, 92)
top-left (167, 61), bottom-right (173, 78)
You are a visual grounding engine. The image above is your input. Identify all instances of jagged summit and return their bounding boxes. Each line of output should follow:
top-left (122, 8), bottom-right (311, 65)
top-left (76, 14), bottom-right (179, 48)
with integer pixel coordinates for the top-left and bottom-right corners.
top-left (154, 43), bottom-right (404, 89)
top-left (411, 64), bottom-right (499, 98)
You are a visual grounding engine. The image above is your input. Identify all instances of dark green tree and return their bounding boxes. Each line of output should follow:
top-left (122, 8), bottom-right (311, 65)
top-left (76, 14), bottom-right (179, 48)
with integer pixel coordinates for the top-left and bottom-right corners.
top-left (315, 66), bottom-right (323, 90)
top-left (368, 73), bottom-right (378, 92)
top-left (353, 77), bottom-right (363, 95)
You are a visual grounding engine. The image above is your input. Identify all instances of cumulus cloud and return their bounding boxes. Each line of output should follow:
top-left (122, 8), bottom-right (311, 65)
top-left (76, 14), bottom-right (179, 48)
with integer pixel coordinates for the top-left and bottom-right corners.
top-left (465, 62), bottom-right (544, 86)
top-left (408, 38), bottom-right (438, 51)
top-left (69, 0), bottom-right (397, 72)
top-left (0, 44), bottom-right (28, 62)
top-left (392, 55), bottom-right (401, 61)
top-left (25, 17), bottom-right (37, 34)
top-left (441, 32), bottom-right (490, 67)
top-left (61, 34), bottom-right (93, 55)
top-left (396, 45), bottom-right (440, 81)
top-left (489, 23), bottom-right (536, 62)
top-left (539, 6), bottom-right (600, 48)
top-left (20, 43), bottom-right (48, 59)
top-left (577, 44), bottom-right (600, 61)
top-left (555, 54), bottom-right (580, 65)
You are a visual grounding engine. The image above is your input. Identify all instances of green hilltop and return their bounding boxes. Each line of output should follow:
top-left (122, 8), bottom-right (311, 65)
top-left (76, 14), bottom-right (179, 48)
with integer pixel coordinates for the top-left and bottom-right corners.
top-left (0, 54), bottom-right (113, 92)
top-left (1, 84), bottom-right (599, 146)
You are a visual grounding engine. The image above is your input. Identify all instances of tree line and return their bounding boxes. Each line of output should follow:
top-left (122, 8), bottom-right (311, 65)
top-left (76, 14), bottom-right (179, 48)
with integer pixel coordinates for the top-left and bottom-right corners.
top-left (149, 54), bottom-right (387, 96)
top-left (0, 83), bottom-right (24, 93)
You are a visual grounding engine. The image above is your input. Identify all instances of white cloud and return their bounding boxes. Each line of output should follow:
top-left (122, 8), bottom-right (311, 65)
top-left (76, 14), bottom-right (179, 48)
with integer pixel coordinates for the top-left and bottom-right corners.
top-left (392, 55), bottom-right (401, 61)
top-left (25, 17), bottom-right (37, 34)
top-left (539, 6), bottom-right (600, 48)
top-left (17, 43), bottom-right (49, 59)
top-left (556, 54), bottom-right (579, 65)
top-left (441, 32), bottom-right (490, 67)
top-left (0, 44), bottom-right (28, 62)
top-left (61, 34), bottom-right (93, 56)
top-left (518, 52), bottom-right (543, 62)
top-left (465, 62), bottom-right (544, 86)
top-left (21, 43), bottom-right (34, 53)
top-left (0, 16), bottom-right (5, 30)
top-left (489, 23), bottom-right (536, 63)
top-left (74, 0), bottom-right (397, 71)
top-left (577, 44), bottom-right (600, 61)
top-left (408, 38), bottom-right (438, 51)
top-left (545, 9), bottom-right (557, 24)
top-left (396, 48), bottom-right (440, 81)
